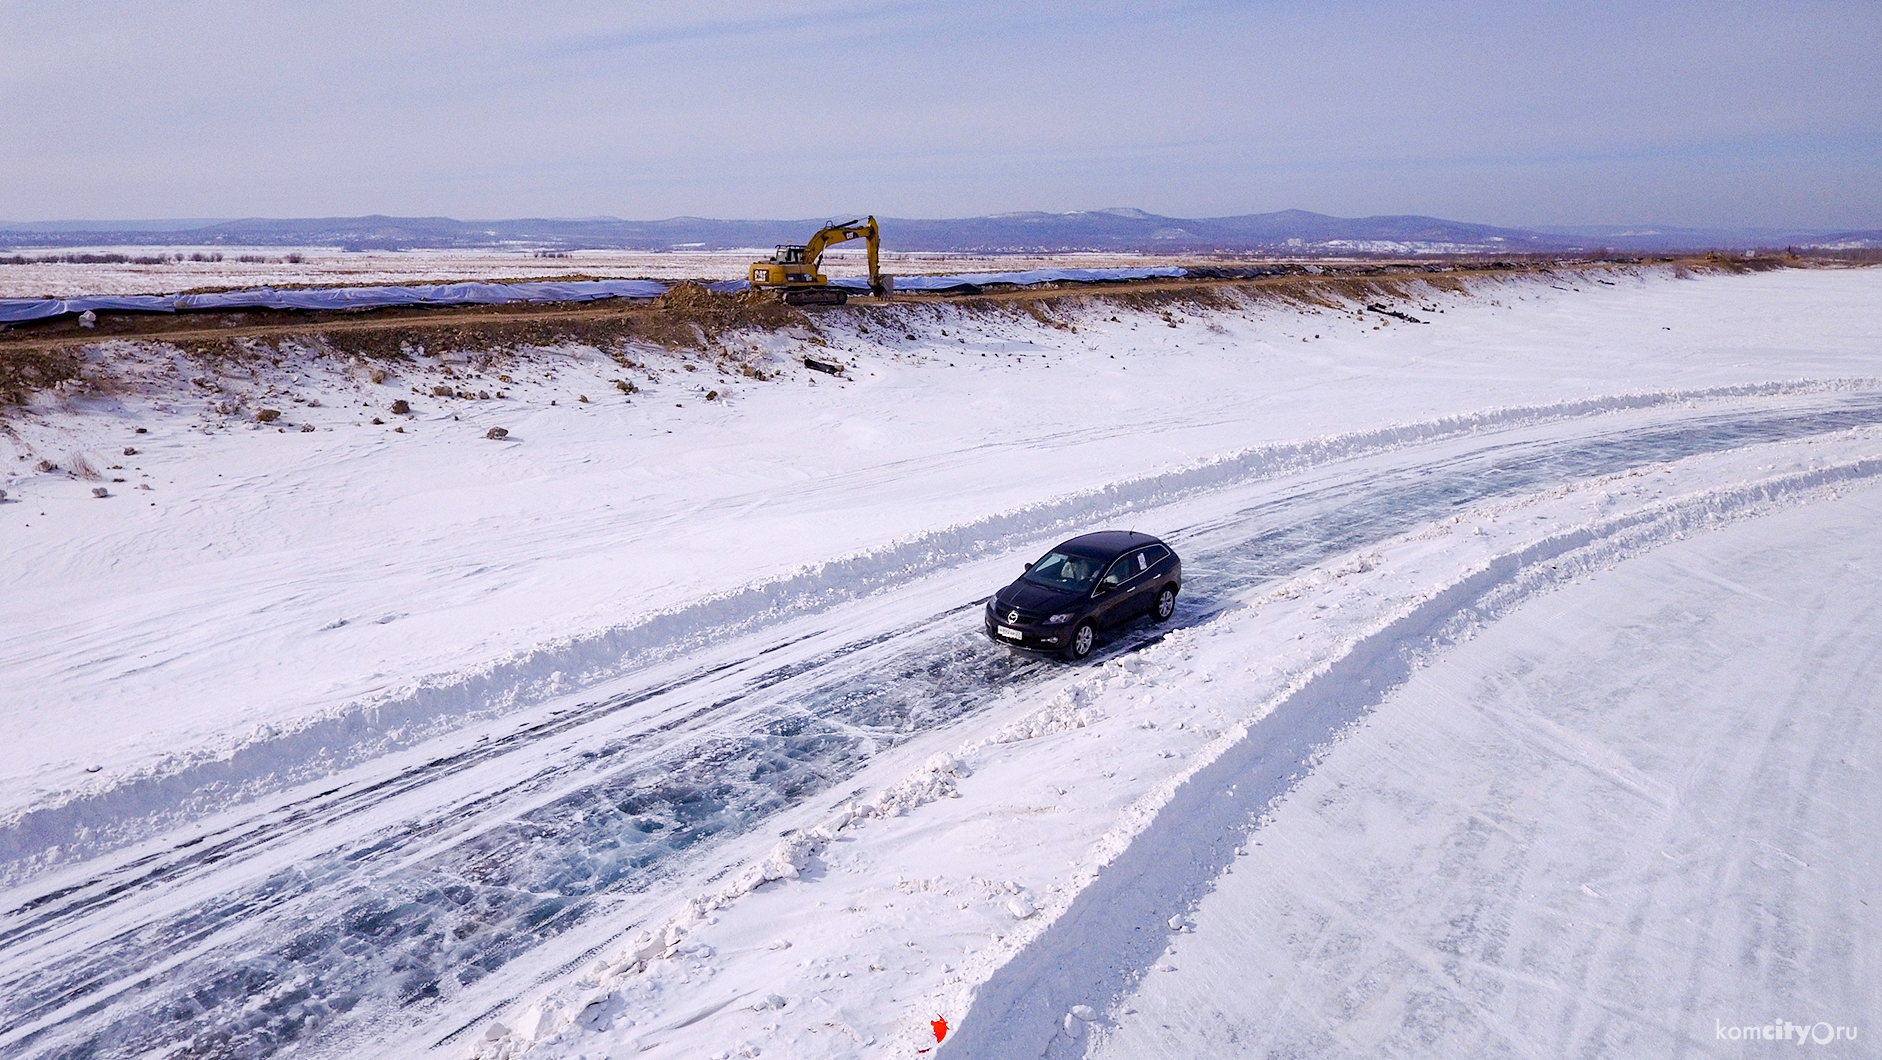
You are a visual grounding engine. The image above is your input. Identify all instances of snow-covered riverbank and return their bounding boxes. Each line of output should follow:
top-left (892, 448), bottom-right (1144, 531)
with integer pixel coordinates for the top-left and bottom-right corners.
top-left (2, 265), bottom-right (1878, 1059)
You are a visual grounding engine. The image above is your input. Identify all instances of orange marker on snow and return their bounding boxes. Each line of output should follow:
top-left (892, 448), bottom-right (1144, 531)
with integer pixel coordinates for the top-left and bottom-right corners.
top-left (918, 1015), bottom-right (949, 1052)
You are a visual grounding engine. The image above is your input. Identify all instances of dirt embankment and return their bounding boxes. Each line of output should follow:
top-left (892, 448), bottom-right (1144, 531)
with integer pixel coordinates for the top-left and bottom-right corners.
top-left (0, 255), bottom-right (1801, 405)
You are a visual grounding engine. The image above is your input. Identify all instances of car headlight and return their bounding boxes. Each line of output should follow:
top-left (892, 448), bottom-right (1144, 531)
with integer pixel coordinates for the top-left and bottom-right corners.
top-left (1048, 612), bottom-right (1075, 624)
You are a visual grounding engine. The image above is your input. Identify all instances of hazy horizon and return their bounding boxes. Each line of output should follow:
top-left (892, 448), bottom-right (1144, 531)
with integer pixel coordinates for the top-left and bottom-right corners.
top-left (1, 208), bottom-right (1874, 237)
top-left (4, 2), bottom-right (1878, 229)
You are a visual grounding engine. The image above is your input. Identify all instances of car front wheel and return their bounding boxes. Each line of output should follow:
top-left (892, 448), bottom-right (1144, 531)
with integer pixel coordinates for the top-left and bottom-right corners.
top-left (1065, 621), bottom-right (1096, 661)
top-left (1151, 585), bottom-right (1177, 622)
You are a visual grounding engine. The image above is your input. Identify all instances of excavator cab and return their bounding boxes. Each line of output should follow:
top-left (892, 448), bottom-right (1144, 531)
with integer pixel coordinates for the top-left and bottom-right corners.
top-left (748, 217), bottom-right (886, 305)
top-left (754, 245), bottom-right (819, 286)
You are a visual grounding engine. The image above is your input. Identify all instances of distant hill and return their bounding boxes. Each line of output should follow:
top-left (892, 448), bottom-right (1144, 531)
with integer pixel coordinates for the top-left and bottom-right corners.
top-left (1, 210), bottom-right (1874, 254)
top-left (0, 218), bottom-right (231, 234)
top-left (1526, 224), bottom-right (1882, 252)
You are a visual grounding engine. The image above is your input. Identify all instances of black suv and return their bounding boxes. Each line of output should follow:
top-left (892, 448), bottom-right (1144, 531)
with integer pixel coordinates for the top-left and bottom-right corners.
top-left (985, 530), bottom-right (1182, 660)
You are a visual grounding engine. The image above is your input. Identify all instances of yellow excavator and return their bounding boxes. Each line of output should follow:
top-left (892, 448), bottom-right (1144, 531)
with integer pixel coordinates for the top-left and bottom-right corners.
top-left (748, 216), bottom-right (886, 305)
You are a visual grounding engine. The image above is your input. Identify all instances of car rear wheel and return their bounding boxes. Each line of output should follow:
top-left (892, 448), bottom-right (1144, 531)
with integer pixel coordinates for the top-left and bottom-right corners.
top-left (1152, 585), bottom-right (1177, 622)
top-left (1065, 621), bottom-right (1096, 661)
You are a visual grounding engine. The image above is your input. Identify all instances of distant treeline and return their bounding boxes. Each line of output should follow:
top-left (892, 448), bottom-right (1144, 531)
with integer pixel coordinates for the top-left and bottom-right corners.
top-left (0, 252), bottom-right (305, 265)
top-left (1796, 246), bottom-right (1882, 263)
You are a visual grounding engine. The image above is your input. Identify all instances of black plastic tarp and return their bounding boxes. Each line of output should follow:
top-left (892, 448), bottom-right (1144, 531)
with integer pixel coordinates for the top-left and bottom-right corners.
top-left (0, 278), bottom-right (669, 324)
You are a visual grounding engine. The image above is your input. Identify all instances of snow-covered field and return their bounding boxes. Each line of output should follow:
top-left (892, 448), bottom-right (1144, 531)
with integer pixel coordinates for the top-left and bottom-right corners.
top-left (0, 247), bottom-right (1176, 298)
top-left (2, 265), bottom-right (1877, 1058)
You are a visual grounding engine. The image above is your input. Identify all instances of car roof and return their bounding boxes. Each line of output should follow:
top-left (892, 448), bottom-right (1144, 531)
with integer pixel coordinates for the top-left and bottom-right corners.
top-left (1056, 530), bottom-right (1164, 560)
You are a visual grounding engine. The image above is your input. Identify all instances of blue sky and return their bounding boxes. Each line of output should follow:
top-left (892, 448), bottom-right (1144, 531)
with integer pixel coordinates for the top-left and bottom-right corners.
top-left (2, 0), bottom-right (1877, 227)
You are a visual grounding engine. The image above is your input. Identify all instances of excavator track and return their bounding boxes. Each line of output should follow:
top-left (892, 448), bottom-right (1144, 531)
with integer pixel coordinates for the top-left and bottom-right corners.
top-left (778, 286), bottom-right (849, 306)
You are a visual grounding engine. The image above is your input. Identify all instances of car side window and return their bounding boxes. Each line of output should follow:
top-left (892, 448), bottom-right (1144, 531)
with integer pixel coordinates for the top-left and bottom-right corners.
top-left (1103, 550), bottom-right (1150, 588)
top-left (1142, 545), bottom-right (1170, 566)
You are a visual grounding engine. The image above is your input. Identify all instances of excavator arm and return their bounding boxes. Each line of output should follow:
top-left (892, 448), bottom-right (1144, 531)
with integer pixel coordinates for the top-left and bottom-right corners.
top-left (803, 217), bottom-right (880, 289)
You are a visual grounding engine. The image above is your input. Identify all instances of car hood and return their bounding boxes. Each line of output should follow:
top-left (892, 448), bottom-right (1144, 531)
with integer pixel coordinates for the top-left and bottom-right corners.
top-left (997, 579), bottom-right (1084, 614)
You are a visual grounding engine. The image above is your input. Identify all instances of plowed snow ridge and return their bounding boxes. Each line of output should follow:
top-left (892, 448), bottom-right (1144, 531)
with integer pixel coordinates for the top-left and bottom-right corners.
top-left (939, 456), bottom-right (1882, 1057)
top-left (465, 425), bottom-right (1882, 1060)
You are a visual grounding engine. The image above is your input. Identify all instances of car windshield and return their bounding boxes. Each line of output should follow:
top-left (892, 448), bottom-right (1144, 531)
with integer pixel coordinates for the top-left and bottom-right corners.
top-left (1023, 550), bottom-right (1102, 593)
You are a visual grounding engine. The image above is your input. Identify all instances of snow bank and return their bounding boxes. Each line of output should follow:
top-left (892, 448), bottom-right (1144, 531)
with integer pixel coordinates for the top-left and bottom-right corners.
top-left (4, 266), bottom-right (1882, 1060)
top-left (942, 455), bottom-right (1882, 1057)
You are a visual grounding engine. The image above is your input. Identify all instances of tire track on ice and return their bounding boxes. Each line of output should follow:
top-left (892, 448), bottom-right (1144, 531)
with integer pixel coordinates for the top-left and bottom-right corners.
top-left (7, 379), bottom-right (1875, 873)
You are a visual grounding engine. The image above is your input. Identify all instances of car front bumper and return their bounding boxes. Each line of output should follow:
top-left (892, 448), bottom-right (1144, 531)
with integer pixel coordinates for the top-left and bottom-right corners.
top-left (985, 619), bottom-right (1069, 651)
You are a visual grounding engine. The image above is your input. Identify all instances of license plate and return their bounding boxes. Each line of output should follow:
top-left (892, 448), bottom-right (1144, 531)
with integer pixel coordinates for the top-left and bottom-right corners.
top-left (997, 626), bottom-right (1023, 641)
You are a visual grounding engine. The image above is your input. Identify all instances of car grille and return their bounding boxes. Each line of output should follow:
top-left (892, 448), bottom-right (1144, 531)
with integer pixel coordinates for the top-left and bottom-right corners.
top-left (1001, 606), bottom-right (1043, 624)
